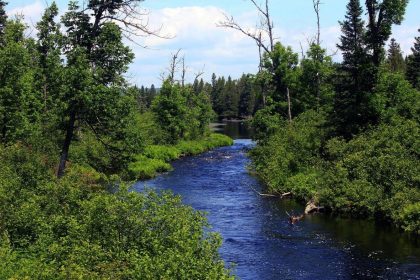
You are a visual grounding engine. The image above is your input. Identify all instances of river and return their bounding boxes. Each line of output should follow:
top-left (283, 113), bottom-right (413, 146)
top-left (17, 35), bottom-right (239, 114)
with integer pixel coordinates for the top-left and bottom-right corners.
top-left (134, 121), bottom-right (420, 280)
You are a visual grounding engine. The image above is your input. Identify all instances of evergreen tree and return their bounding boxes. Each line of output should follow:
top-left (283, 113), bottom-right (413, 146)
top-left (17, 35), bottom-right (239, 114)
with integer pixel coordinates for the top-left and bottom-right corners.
top-left (337, 0), bottom-right (368, 92)
top-left (222, 76), bottom-right (236, 118)
top-left (386, 38), bottom-right (405, 73)
top-left (238, 74), bottom-right (254, 117)
top-left (406, 29), bottom-right (420, 90)
top-left (333, 0), bottom-right (376, 138)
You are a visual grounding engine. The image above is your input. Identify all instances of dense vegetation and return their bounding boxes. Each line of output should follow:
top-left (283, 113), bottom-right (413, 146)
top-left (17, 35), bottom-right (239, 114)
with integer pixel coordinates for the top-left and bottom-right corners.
top-left (139, 73), bottom-right (264, 120)
top-left (248, 0), bottom-right (419, 234)
top-left (0, 0), bottom-right (234, 278)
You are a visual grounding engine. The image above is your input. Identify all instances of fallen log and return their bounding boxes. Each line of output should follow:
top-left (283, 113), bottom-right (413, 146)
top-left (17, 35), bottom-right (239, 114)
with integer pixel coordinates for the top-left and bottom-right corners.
top-left (251, 187), bottom-right (292, 198)
top-left (304, 200), bottom-right (324, 214)
top-left (285, 211), bottom-right (304, 225)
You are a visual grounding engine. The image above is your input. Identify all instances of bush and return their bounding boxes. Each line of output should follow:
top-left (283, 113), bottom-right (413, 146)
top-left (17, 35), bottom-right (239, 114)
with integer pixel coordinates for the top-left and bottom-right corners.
top-left (128, 155), bottom-right (172, 179)
top-left (128, 134), bottom-right (233, 180)
top-left (142, 145), bottom-right (181, 161)
top-left (0, 145), bottom-right (234, 279)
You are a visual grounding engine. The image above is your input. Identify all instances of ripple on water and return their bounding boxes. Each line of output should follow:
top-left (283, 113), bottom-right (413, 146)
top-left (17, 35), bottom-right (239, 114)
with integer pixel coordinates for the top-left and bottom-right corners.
top-left (134, 140), bottom-right (420, 280)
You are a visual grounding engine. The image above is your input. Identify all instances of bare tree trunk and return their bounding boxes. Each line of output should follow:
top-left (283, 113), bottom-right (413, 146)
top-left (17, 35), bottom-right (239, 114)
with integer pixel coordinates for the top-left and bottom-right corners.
top-left (265, 0), bottom-right (274, 51)
top-left (287, 87), bottom-right (292, 122)
top-left (169, 49), bottom-right (181, 84)
top-left (57, 110), bottom-right (76, 178)
top-left (313, 0), bottom-right (321, 46)
top-left (181, 56), bottom-right (186, 87)
top-left (313, 0), bottom-right (321, 110)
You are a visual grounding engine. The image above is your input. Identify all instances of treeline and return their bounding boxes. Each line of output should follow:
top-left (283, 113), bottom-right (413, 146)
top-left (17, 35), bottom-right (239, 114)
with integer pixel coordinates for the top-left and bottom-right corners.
top-left (137, 74), bottom-right (264, 120)
top-left (247, 0), bottom-right (419, 233)
top-left (0, 1), bottom-right (233, 278)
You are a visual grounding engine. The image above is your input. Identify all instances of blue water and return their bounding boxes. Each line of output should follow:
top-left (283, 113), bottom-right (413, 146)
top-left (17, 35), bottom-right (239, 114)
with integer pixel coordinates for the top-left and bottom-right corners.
top-left (134, 135), bottom-right (419, 279)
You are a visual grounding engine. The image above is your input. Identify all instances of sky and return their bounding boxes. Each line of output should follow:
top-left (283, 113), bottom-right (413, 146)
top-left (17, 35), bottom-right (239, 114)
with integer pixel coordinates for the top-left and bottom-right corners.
top-left (6, 0), bottom-right (420, 87)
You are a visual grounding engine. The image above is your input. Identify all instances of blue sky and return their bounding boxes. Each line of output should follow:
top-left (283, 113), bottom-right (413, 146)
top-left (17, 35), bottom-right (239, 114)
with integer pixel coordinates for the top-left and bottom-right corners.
top-left (6, 0), bottom-right (420, 86)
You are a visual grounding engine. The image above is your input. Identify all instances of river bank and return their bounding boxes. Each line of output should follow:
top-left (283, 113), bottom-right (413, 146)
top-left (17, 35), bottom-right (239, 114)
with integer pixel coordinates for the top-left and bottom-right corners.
top-left (127, 133), bottom-right (233, 180)
top-left (135, 135), bottom-right (420, 280)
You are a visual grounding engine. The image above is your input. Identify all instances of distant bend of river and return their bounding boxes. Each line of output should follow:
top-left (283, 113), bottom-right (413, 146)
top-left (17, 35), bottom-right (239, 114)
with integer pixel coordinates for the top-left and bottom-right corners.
top-left (134, 121), bottom-right (420, 280)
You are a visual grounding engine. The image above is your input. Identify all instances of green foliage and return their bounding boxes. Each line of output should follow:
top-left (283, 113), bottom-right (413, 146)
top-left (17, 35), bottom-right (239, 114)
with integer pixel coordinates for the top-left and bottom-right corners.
top-left (0, 144), bottom-right (233, 279)
top-left (372, 69), bottom-right (420, 122)
top-left (152, 80), bottom-right (215, 143)
top-left (298, 44), bottom-right (334, 112)
top-left (0, 20), bottom-right (41, 144)
top-left (143, 145), bottom-right (181, 161)
top-left (128, 155), bottom-right (172, 179)
top-left (386, 38), bottom-right (406, 73)
top-left (321, 118), bottom-right (419, 221)
top-left (128, 134), bottom-right (233, 180)
top-left (406, 29), bottom-right (420, 90)
top-left (399, 203), bottom-right (420, 234)
top-left (250, 110), bottom-right (326, 194)
top-left (251, 112), bottom-right (420, 232)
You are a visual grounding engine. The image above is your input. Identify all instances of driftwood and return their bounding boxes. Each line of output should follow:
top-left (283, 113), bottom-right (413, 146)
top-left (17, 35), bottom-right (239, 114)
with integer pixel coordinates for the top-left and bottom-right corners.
top-left (286, 211), bottom-right (304, 225)
top-left (251, 187), bottom-right (291, 198)
top-left (304, 200), bottom-right (324, 215)
top-left (286, 200), bottom-right (325, 225)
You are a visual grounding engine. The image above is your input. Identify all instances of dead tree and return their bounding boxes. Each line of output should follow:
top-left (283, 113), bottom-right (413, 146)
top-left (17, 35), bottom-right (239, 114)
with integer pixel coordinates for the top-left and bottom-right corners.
top-left (218, 0), bottom-right (278, 110)
top-left (168, 49), bottom-right (181, 84)
top-left (312, 0), bottom-right (322, 109)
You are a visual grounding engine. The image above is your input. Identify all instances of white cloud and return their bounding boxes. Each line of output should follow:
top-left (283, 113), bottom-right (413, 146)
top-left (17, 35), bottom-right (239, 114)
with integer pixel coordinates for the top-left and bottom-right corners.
top-left (129, 5), bottom-right (261, 85)
top-left (7, 0), bottom-right (45, 27)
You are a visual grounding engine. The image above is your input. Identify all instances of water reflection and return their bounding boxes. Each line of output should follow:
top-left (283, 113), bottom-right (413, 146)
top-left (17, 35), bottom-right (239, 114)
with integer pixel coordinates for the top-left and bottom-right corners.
top-left (134, 122), bottom-right (419, 280)
top-left (210, 120), bottom-right (255, 139)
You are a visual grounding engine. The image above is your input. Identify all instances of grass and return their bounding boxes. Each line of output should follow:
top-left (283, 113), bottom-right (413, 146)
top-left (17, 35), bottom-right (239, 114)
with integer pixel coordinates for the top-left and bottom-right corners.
top-left (128, 133), bottom-right (233, 180)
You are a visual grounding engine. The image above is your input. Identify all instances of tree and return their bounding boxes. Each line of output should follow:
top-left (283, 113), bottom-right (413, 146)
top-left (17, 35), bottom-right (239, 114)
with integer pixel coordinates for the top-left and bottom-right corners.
top-left (386, 38), bottom-right (405, 73)
top-left (0, 20), bottom-right (41, 144)
top-left (221, 76), bottom-right (237, 118)
top-left (262, 42), bottom-right (299, 122)
top-left (238, 74), bottom-right (255, 117)
top-left (337, 0), bottom-right (369, 92)
top-left (219, 0), bottom-right (275, 106)
top-left (332, 0), bottom-right (376, 138)
top-left (152, 81), bottom-right (188, 143)
top-left (365, 0), bottom-right (409, 68)
top-left (299, 44), bottom-right (334, 113)
top-left (0, 0), bottom-right (6, 44)
top-left (56, 0), bottom-right (154, 177)
top-left (406, 29), bottom-right (420, 89)
top-left (36, 2), bottom-right (63, 114)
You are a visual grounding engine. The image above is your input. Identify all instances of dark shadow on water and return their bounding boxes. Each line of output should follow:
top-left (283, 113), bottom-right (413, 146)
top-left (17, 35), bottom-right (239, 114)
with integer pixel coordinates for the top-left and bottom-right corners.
top-left (133, 122), bottom-right (419, 280)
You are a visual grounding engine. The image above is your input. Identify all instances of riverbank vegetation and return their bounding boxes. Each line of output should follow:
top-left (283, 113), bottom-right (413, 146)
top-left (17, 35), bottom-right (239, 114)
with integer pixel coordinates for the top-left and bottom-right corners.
top-left (220, 0), bottom-right (420, 233)
top-left (0, 0), bottom-right (234, 278)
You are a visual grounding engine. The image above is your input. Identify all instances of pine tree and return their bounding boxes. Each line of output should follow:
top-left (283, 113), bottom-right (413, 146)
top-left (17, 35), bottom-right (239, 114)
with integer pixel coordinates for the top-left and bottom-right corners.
top-left (333, 0), bottom-right (374, 138)
top-left (386, 38), bottom-right (406, 73)
top-left (406, 29), bottom-right (420, 89)
top-left (238, 74), bottom-right (254, 118)
top-left (337, 0), bottom-right (368, 92)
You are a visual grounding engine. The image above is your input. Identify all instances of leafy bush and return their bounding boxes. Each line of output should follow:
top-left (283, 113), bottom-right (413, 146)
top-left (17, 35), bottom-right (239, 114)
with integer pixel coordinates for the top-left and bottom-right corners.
top-left (128, 134), bottom-right (233, 180)
top-left (128, 155), bottom-right (172, 179)
top-left (0, 145), bottom-right (234, 279)
top-left (143, 145), bottom-right (181, 161)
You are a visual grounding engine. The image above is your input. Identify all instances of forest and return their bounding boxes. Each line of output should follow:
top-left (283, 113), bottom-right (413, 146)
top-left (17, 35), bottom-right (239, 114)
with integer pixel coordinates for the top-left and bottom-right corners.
top-left (0, 0), bottom-right (419, 278)
top-left (0, 0), bottom-right (233, 278)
